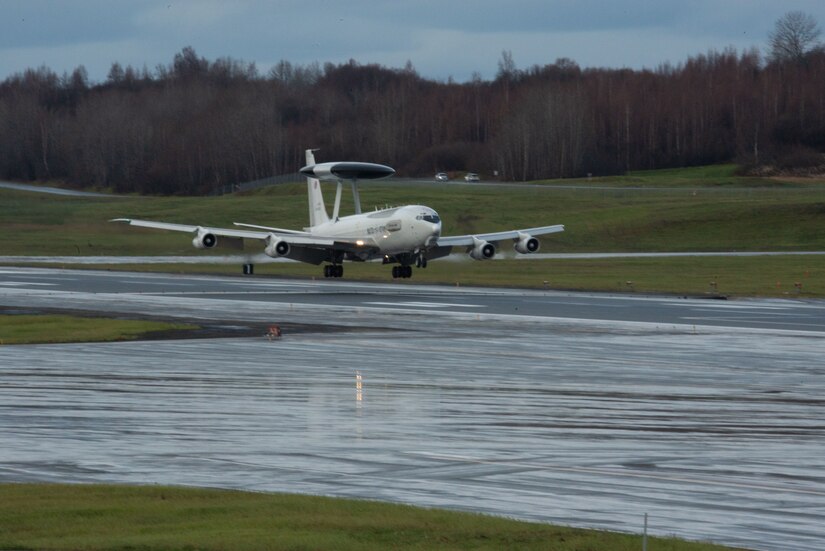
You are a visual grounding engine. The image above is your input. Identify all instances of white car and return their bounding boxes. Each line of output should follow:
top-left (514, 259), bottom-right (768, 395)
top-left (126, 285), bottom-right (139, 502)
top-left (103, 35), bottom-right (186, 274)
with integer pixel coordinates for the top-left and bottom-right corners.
top-left (435, 172), bottom-right (449, 182)
top-left (464, 173), bottom-right (480, 182)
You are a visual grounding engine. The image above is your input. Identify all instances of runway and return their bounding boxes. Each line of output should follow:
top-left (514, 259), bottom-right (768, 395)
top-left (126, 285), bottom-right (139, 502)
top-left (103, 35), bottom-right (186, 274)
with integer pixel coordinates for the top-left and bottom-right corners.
top-left (1, 267), bottom-right (824, 551)
top-left (4, 250), bottom-right (825, 266)
top-left (2, 266), bottom-right (824, 333)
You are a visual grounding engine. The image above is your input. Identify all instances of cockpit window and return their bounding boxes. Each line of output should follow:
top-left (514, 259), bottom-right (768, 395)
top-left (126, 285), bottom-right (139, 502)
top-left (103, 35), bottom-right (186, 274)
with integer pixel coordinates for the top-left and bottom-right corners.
top-left (417, 213), bottom-right (440, 223)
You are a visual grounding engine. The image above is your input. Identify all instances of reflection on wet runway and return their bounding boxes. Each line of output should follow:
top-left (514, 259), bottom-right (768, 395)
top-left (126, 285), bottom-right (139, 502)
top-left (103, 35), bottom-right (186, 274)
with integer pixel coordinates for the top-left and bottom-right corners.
top-left (2, 320), bottom-right (824, 551)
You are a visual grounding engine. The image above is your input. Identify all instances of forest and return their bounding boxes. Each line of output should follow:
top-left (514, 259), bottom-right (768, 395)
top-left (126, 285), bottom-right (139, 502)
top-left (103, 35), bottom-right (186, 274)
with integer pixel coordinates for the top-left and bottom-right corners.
top-left (1, 42), bottom-right (824, 195)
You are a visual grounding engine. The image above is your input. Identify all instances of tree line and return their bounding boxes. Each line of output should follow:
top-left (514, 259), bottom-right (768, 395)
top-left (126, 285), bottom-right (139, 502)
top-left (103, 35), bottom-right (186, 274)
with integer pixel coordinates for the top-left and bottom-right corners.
top-left (1, 21), bottom-right (824, 194)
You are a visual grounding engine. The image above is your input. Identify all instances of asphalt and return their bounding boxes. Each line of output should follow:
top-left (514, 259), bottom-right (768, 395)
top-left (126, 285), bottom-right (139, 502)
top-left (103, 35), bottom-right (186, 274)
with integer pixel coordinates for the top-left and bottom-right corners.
top-left (1, 267), bottom-right (824, 551)
top-left (1, 266), bottom-right (824, 333)
top-left (3, 250), bottom-right (825, 267)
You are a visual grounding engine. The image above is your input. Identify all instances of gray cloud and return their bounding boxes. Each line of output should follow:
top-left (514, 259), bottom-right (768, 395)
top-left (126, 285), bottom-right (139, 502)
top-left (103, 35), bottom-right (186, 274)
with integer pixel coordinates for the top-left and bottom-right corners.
top-left (2, 0), bottom-right (825, 82)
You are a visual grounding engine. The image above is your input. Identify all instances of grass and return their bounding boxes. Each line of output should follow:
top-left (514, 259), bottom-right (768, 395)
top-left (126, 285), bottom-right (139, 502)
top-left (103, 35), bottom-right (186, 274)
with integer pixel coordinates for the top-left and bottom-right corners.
top-left (2, 165), bottom-right (825, 296)
top-left (0, 483), bottom-right (746, 551)
top-left (0, 314), bottom-right (198, 345)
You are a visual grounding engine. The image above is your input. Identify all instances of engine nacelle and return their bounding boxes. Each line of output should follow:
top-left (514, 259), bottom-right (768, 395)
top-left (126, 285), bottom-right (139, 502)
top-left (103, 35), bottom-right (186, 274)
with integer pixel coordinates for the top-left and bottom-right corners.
top-left (469, 237), bottom-right (496, 260)
top-left (264, 234), bottom-right (291, 258)
top-left (514, 232), bottom-right (540, 254)
top-left (192, 228), bottom-right (217, 249)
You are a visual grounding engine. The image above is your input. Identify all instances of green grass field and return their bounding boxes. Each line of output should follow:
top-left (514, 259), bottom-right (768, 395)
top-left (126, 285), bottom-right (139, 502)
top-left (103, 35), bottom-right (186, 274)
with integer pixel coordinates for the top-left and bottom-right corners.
top-left (0, 484), bottom-right (746, 551)
top-left (2, 165), bottom-right (825, 296)
top-left (0, 314), bottom-right (197, 344)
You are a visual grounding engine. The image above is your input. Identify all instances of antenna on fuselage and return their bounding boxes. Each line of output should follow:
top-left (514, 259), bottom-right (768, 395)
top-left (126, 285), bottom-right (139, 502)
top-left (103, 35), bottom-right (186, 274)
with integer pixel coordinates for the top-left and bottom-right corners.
top-left (329, 179), bottom-right (362, 220)
top-left (350, 180), bottom-right (362, 215)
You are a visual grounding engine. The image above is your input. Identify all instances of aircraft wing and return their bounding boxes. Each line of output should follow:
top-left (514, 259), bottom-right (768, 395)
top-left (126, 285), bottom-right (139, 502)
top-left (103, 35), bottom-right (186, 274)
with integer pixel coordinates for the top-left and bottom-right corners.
top-left (110, 218), bottom-right (381, 260)
top-left (233, 222), bottom-right (311, 236)
top-left (435, 224), bottom-right (565, 247)
top-left (110, 218), bottom-right (336, 246)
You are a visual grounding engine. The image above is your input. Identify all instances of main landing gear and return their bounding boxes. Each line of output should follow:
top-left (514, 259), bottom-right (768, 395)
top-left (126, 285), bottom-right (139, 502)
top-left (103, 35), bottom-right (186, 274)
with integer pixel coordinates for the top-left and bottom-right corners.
top-left (392, 265), bottom-right (413, 279)
top-left (388, 252), bottom-right (428, 279)
top-left (323, 264), bottom-right (343, 278)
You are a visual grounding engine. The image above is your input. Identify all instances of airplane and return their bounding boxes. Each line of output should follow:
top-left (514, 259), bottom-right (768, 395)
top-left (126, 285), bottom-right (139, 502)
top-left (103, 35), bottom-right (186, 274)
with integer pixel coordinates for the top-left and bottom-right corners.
top-left (112, 149), bottom-right (564, 279)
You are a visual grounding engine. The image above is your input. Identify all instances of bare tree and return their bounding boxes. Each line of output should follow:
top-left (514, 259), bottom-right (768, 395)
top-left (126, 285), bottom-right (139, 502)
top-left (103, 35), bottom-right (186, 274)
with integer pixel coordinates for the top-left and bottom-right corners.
top-left (497, 50), bottom-right (517, 105)
top-left (496, 50), bottom-right (517, 80)
top-left (769, 11), bottom-right (822, 63)
top-left (4, 46), bottom-right (825, 190)
top-left (106, 62), bottom-right (124, 85)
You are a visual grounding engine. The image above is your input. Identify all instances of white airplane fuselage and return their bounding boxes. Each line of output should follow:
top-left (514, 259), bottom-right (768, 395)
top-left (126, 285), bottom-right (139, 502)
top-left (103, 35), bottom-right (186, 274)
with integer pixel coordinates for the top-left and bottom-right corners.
top-left (309, 204), bottom-right (442, 258)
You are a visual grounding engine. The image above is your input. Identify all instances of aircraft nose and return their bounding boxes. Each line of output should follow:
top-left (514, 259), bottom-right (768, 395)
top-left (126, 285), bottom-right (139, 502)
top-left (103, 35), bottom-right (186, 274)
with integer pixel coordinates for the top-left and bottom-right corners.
top-left (426, 222), bottom-right (441, 247)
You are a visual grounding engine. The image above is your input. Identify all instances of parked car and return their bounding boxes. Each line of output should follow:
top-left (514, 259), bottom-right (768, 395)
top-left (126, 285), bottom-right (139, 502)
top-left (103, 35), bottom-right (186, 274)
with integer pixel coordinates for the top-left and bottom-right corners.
top-left (464, 172), bottom-right (480, 182)
top-left (435, 172), bottom-right (449, 182)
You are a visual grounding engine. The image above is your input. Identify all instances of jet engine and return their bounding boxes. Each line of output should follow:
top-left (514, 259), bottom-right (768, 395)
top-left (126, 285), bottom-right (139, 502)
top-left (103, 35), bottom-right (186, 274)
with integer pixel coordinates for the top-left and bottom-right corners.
top-left (514, 232), bottom-right (540, 254)
top-left (469, 237), bottom-right (496, 260)
top-left (264, 234), bottom-right (290, 258)
top-left (192, 228), bottom-right (217, 249)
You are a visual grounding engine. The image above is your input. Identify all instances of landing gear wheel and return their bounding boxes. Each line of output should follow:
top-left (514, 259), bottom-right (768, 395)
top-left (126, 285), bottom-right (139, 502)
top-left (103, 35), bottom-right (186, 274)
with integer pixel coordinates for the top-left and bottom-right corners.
top-left (324, 265), bottom-right (344, 278)
top-left (392, 265), bottom-right (413, 279)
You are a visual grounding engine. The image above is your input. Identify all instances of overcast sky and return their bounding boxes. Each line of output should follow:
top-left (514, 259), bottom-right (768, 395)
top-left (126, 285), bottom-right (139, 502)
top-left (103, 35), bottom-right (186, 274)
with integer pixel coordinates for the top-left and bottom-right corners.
top-left (3, 0), bottom-right (825, 83)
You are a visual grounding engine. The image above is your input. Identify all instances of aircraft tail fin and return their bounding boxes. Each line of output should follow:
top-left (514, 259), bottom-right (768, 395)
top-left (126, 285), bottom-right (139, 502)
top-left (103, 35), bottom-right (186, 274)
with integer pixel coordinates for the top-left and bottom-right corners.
top-left (305, 149), bottom-right (318, 166)
top-left (305, 149), bottom-right (329, 227)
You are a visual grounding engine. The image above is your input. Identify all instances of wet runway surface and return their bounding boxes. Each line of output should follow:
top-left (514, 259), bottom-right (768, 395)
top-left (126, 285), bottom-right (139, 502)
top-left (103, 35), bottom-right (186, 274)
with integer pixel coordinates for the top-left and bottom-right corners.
top-left (2, 268), bottom-right (825, 550)
top-left (2, 266), bottom-right (825, 333)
